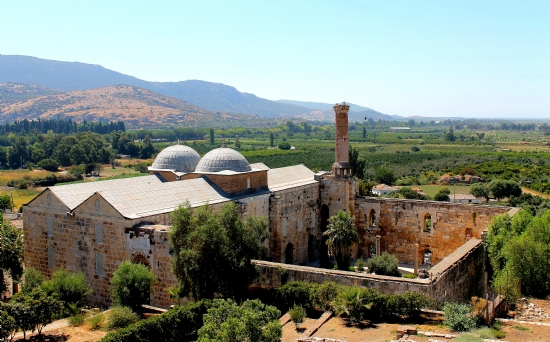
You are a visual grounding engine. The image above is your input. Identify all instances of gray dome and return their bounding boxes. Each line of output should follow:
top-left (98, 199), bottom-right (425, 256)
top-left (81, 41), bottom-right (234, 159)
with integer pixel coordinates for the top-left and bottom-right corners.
top-left (195, 147), bottom-right (252, 173)
top-left (151, 145), bottom-right (201, 173)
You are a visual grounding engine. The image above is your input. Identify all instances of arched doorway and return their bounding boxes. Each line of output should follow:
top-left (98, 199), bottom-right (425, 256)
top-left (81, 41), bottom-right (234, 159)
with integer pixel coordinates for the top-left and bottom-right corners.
top-left (308, 234), bottom-right (316, 261)
top-left (285, 243), bottom-right (294, 264)
top-left (132, 252), bottom-right (150, 268)
top-left (320, 204), bottom-right (330, 267)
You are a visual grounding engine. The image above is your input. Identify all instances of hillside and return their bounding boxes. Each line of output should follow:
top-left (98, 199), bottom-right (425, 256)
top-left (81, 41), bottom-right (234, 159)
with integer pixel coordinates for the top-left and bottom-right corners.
top-left (0, 82), bottom-right (62, 105)
top-left (0, 85), bottom-right (278, 128)
top-left (0, 55), bottom-right (391, 120)
top-left (0, 55), bottom-right (313, 118)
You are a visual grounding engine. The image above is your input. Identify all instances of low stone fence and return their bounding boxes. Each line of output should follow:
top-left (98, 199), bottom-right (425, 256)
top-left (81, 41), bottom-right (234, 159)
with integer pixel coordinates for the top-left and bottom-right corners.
top-left (252, 238), bottom-right (486, 303)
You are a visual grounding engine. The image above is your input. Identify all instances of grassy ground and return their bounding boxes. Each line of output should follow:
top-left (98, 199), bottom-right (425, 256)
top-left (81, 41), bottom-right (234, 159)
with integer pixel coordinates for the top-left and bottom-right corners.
top-left (417, 185), bottom-right (472, 197)
top-left (1, 188), bottom-right (41, 211)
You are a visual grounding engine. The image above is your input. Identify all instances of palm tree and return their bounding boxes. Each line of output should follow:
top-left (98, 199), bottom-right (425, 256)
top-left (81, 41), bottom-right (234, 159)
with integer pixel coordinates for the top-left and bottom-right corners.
top-left (323, 210), bottom-right (359, 270)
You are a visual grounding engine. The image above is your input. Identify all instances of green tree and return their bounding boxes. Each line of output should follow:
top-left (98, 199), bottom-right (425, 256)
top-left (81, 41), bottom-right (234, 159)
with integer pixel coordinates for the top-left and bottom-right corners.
top-left (391, 187), bottom-right (427, 200)
top-left (269, 132), bottom-right (274, 147)
top-left (278, 142), bottom-right (291, 150)
top-left (20, 267), bottom-right (45, 294)
top-left (170, 201), bottom-right (268, 300)
top-left (362, 126), bottom-right (367, 139)
top-left (0, 216), bottom-right (24, 294)
top-left (139, 135), bottom-right (156, 159)
top-left (289, 304), bottom-right (306, 329)
top-left (444, 125), bottom-right (456, 141)
top-left (111, 260), bottom-right (157, 313)
top-left (10, 288), bottom-right (63, 337)
top-left (36, 158), bottom-right (59, 171)
top-left (434, 188), bottom-right (450, 202)
top-left (374, 167), bottom-right (395, 185)
top-left (349, 145), bottom-right (365, 179)
top-left (323, 211), bottom-right (359, 270)
top-left (8, 136), bottom-right (29, 168)
top-left (470, 183), bottom-right (490, 203)
top-left (0, 310), bottom-right (17, 342)
top-left (197, 299), bottom-right (281, 342)
top-left (489, 179), bottom-right (522, 201)
top-left (367, 252), bottom-right (401, 277)
top-left (0, 195), bottom-right (12, 211)
top-left (209, 128), bottom-right (215, 146)
top-left (41, 269), bottom-right (92, 315)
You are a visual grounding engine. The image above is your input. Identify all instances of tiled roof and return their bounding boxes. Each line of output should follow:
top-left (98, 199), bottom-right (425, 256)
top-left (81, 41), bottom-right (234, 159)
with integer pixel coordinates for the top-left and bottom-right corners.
top-left (95, 178), bottom-right (231, 219)
top-left (267, 164), bottom-right (317, 191)
top-left (50, 175), bottom-right (164, 210)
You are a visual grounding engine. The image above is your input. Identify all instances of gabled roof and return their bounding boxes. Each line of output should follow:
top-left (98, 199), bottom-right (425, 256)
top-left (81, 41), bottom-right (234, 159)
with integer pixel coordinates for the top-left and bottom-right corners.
top-left (48, 175), bottom-right (164, 210)
top-left (90, 177), bottom-right (231, 219)
top-left (267, 164), bottom-right (317, 191)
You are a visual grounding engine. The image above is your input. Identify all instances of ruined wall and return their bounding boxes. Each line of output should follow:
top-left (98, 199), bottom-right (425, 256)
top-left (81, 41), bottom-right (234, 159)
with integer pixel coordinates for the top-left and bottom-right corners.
top-left (269, 183), bottom-right (320, 264)
top-left (252, 238), bottom-right (489, 303)
top-left (320, 175), bottom-right (357, 216)
top-left (355, 197), bottom-right (513, 264)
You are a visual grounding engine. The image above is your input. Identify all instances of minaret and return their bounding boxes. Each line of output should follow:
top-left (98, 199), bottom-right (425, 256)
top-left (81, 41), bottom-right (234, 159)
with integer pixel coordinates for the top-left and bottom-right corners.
top-left (332, 102), bottom-right (352, 177)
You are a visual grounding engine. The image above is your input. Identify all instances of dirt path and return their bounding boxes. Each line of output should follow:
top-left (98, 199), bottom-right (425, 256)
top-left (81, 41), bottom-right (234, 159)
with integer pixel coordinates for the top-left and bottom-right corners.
top-left (521, 187), bottom-right (550, 199)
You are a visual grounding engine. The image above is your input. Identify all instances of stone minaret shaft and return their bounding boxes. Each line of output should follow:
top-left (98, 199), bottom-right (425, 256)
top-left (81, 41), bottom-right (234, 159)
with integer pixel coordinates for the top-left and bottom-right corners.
top-left (332, 102), bottom-right (352, 177)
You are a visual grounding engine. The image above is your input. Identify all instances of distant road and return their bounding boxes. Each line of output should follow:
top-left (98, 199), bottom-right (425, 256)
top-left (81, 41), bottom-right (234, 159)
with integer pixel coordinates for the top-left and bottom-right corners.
top-left (522, 187), bottom-right (550, 199)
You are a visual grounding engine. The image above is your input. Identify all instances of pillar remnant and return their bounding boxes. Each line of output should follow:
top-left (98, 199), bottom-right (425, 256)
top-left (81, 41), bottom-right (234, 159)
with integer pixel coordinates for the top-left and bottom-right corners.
top-left (376, 235), bottom-right (381, 256)
top-left (332, 102), bottom-right (352, 177)
top-left (414, 243), bottom-right (419, 275)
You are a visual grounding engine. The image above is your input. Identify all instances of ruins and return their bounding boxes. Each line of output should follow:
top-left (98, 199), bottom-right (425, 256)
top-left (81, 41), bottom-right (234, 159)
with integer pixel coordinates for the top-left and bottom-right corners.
top-left (23, 103), bottom-right (514, 307)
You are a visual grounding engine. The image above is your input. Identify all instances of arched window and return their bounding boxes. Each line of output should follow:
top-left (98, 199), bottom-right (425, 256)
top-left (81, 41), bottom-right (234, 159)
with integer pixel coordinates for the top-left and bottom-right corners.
top-left (247, 178), bottom-right (251, 189)
top-left (48, 246), bottom-right (55, 269)
top-left (423, 214), bottom-right (432, 232)
top-left (95, 199), bottom-right (101, 212)
top-left (298, 217), bottom-right (303, 232)
top-left (47, 217), bottom-right (54, 237)
top-left (369, 209), bottom-right (377, 227)
top-left (285, 243), bottom-right (294, 264)
top-left (282, 219), bottom-right (288, 237)
top-left (47, 193), bottom-right (52, 206)
top-left (96, 253), bottom-right (104, 276)
top-left (95, 223), bottom-right (103, 244)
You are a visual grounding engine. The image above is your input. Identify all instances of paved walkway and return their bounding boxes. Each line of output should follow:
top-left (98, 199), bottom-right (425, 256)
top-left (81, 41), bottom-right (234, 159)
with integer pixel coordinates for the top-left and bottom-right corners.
top-left (13, 318), bottom-right (70, 340)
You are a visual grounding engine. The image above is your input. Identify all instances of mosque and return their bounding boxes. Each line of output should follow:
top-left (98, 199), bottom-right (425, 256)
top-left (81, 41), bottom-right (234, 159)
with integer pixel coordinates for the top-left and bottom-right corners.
top-left (23, 104), bottom-right (510, 307)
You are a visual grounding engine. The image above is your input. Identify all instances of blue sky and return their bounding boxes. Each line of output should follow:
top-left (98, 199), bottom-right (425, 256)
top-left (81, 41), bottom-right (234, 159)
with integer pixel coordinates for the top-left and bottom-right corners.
top-left (1, 0), bottom-right (549, 118)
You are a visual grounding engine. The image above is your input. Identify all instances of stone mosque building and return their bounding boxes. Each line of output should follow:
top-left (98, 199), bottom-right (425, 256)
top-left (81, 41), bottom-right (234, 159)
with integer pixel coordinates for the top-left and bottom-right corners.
top-left (23, 104), bottom-right (513, 307)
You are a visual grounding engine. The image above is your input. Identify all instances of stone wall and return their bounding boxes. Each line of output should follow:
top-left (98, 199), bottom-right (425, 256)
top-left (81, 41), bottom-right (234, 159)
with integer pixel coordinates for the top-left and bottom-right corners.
top-left (355, 197), bottom-right (513, 264)
top-left (252, 238), bottom-right (489, 303)
top-left (269, 183), bottom-right (321, 264)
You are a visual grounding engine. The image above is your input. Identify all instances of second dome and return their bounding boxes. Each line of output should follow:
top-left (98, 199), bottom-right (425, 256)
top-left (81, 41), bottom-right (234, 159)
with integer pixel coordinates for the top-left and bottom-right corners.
top-left (195, 147), bottom-right (252, 173)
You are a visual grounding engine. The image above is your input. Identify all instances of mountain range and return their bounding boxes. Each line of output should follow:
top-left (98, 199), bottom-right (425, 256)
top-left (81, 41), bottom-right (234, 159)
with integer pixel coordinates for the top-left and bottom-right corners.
top-left (0, 55), bottom-right (401, 125)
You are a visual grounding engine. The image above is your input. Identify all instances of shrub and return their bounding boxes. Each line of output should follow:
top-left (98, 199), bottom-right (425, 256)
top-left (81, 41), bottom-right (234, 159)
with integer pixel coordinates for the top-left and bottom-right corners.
top-left (312, 281), bottom-right (341, 311)
top-left (331, 287), bottom-right (377, 323)
top-left (111, 260), bottom-right (156, 313)
top-left (197, 299), bottom-right (281, 342)
top-left (101, 300), bottom-right (212, 342)
top-left (87, 312), bottom-right (105, 330)
top-left (274, 281), bottom-right (316, 312)
top-left (444, 302), bottom-right (477, 332)
top-left (403, 273), bottom-right (417, 279)
top-left (289, 305), bottom-right (306, 329)
top-left (354, 259), bottom-right (366, 272)
top-left (367, 252), bottom-right (401, 277)
top-left (68, 313), bottom-right (86, 327)
top-left (41, 269), bottom-right (92, 316)
top-left (107, 306), bottom-right (139, 329)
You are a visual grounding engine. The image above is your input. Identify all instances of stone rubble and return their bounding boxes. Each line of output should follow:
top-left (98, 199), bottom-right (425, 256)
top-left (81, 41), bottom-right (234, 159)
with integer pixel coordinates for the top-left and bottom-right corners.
top-left (513, 298), bottom-right (550, 322)
top-left (296, 338), bottom-right (346, 342)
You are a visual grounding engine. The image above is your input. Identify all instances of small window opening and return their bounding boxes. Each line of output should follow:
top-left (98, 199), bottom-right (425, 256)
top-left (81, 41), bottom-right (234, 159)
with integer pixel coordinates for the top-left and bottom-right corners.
top-left (423, 214), bottom-right (432, 232)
